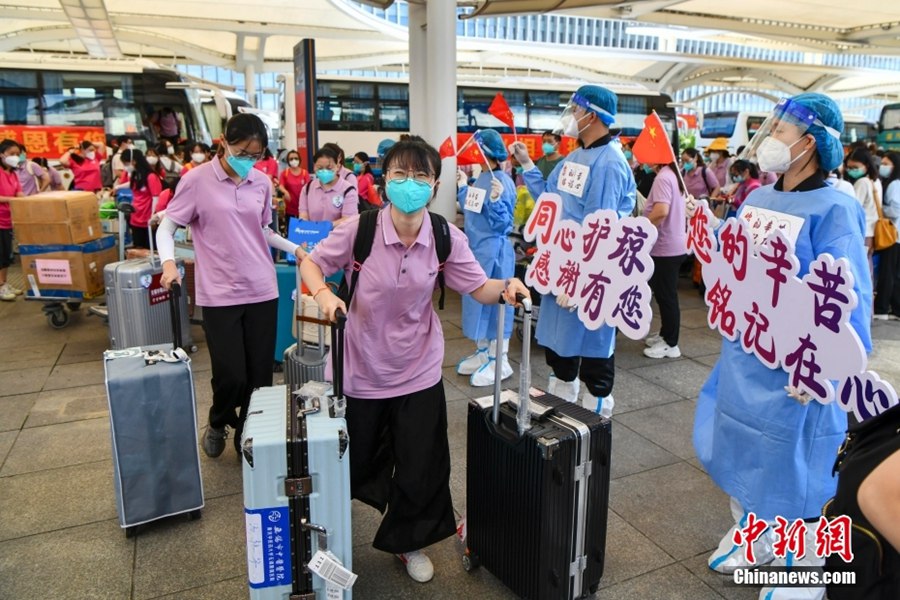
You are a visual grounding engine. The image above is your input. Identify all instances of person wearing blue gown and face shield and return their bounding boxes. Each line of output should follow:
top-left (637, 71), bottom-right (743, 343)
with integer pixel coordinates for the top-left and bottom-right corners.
top-left (692, 93), bottom-right (872, 600)
top-left (455, 129), bottom-right (517, 387)
top-left (508, 85), bottom-right (637, 417)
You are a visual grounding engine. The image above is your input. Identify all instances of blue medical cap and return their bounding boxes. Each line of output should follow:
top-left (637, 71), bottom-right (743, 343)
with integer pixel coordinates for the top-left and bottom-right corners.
top-left (574, 85), bottom-right (618, 126)
top-left (791, 93), bottom-right (844, 171)
top-left (479, 129), bottom-right (508, 161)
top-left (377, 138), bottom-right (396, 157)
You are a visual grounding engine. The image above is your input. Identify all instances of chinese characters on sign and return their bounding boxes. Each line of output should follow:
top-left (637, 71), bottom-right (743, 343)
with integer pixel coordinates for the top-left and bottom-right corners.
top-left (245, 507), bottom-right (293, 589)
top-left (733, 512), bottom-right (854, 564)
top-left (523, 193), bottom-right (658, 339)
top-left (687, 200), bottom-right (899, 420)
top-left (0, 126), bottom-right (106, 159)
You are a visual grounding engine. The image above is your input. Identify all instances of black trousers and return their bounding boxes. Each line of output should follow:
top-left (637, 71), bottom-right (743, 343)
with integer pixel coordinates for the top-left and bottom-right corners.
top-left (649, 254), bottom-right (686, 347)
top-left (130, 225), bottom-right (150, 250)
top-left (201, 299), bottom-right (278, 436)
top-left (544, 347), bottom-right (615, 398)
top-left (874, 243), bottom-right (900, 315)
top-left (345, 380), bottom-right (456, 554)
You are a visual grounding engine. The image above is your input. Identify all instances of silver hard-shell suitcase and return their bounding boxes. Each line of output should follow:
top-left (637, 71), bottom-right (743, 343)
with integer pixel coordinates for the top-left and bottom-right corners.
top-left (242, 312), bottom-right (354, 599)
top-left (103, 283), bottom-right (204, 537)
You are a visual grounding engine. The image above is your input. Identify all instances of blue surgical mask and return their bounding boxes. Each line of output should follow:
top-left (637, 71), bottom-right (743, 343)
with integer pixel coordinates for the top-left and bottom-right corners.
top-left (623, 150), bottom-right (633, 160)
top-left (642, 164), bottom-right (654, 174)
top-left (880, 164), bottom-right (894, 179)
top-left (514, 166), bottom-right (524, 175)
top-left (683, 161), bottom-right (695, 172)
top-left (225, 145), bottom-right (255, 180)
top-left (387, 179), bottom-right (433, 214)
top-left (542, 142), bottom-right (556, 156)
top-left (316, 169), bottom-right (336, 185)
top-left (733, 175), bottom-right (744, 183)
top-left (353, 162), bottom-right (362, 175)
top-left (847, 167), bottom-right (866, 180)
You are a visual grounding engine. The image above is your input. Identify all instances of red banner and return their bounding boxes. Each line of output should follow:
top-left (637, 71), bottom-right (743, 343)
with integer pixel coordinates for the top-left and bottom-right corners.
top-left (0, 126), bottom-right (105, 159)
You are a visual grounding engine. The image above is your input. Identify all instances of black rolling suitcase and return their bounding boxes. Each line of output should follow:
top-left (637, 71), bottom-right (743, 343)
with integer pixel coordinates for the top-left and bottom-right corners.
top-left (463, 295), bottom-right (612, 600)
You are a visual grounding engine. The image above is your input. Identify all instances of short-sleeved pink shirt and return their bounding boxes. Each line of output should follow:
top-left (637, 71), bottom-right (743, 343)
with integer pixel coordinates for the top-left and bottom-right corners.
top-left (311, 209), bottom-right (488, 398)
top-left (299, 177), bottom-right (358, 222)
top-left (164, 159), bottom-right (277, 307)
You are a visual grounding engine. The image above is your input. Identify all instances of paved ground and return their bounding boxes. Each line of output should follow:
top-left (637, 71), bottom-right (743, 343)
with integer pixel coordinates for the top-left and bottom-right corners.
top-left (2, 262), bottom-right (899, 600)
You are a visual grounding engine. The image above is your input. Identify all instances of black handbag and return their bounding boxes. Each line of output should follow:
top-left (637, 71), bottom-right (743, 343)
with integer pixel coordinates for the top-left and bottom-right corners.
top-left (824, 403), bottom-right (900, 600)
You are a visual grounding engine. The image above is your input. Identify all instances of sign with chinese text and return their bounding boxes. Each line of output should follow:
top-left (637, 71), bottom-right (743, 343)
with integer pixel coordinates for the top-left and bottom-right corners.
top-left (34, 259), bottom-right (73, 285)
top-left (0, 126), bottom-right (105, 159)
top-left (245, 506), bottom-right (292, 589)
top-left (687, 200), bottom-right (899, 421)
top-left (523, 193), bottom-right (658, 339)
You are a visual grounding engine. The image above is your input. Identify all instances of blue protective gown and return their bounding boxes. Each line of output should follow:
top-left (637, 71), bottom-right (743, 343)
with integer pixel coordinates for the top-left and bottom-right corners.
top-left (457, 169), bottom-right (515, 341)
top-left (693, 183), bottom-right (873, 521)
top-left (523, 140), bottom-right (637, 358)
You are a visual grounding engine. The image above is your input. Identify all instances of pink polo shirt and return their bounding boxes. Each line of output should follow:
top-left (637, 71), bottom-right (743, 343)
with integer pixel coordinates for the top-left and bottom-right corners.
top-left (644, 166), bottom-right (687, 257)
top-left (164, 159), bottom-right (277, 307)
top-left (0, 168), bottom-right (22, 229)
top-left (70, 157), bottom-right (103, 192)
top-left (311, 210), bottom-right (488, 398)
top-left (299, 177), bottom-right (359, 222)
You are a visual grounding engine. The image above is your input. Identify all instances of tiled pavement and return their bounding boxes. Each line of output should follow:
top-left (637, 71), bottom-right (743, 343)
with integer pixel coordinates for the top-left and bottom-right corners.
top-left (3, 264), bottom-right (899, 600)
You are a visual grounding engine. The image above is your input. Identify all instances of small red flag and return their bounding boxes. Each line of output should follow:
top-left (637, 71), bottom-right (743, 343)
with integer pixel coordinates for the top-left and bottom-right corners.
top-left (438, 136), bottom-right (455, 159)
top-left (488, 93), bottom-right (515, 129)
top-left (632, 111), bottom-right (676, 166)
top-left (457, 136), bottom-right (486, 166)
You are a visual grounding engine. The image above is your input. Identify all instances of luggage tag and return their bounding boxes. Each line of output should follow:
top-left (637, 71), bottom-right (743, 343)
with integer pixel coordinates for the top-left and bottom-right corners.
top-left (308, 549), bottom-right (357, 591)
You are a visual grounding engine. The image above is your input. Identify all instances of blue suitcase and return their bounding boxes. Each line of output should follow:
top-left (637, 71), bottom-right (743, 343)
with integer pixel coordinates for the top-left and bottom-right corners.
top-left (103, 283), bottom-right (203, 537)
top-left (241, 314), bottom-right (353, 599)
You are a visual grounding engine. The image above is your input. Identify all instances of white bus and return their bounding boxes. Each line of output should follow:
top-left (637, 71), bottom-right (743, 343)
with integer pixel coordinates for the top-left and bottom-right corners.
top-left (698, 111), bottom-right (769, 154)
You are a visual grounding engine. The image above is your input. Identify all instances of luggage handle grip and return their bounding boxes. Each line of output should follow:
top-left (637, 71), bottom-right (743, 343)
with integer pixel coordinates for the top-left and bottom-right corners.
top-left (301, 520), bottom-right (328, 552)
top-left (169, 281), bottom-right (182, 351)
top-left (493, 292), bottom-right (533, 435)
top-left (331, 309), bottom-right (346, 400)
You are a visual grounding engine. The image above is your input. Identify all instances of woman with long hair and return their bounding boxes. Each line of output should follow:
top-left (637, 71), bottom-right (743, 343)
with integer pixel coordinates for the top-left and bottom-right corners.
top-left (120, 148), bottom-right (162, 249)
top-left (874, 151), bottom-right (900, 320)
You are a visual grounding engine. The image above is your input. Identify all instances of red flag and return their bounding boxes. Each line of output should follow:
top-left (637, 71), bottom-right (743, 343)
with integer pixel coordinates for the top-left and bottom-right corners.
top-left (438, 136), bottom-right (455, 159)
top-left (488, 93), bottom-right (515, 129)
top-left (457, 134), bottom-right (487, 166)
top-left (632, 111), bottom-right (676, 166)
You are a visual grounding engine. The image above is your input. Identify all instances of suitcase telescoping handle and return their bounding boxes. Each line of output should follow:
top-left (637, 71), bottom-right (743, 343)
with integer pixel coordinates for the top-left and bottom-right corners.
top-left (331, 308), bottom-right (347, 399)
top-left (169, 281), bottom-right (183, 351)
top-left (295, 267), bottom-right (327, 356)
top-left (492, 292), bottom-right (533, 436)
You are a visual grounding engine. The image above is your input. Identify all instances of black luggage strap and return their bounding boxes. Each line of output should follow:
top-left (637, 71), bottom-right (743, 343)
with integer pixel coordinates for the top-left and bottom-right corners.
top-left (341, 210), bottom-right (451, 309)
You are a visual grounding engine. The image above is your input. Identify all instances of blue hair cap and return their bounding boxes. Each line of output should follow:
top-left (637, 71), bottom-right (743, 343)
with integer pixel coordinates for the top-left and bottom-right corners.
top-left (479, 129), bottom-right (508, 161)
top-left (791, 93), bottom-right (844, 172)
top-left (574, 84), bottom-right (618, 126)
top-left (377, 138), bottom-right (396, 157)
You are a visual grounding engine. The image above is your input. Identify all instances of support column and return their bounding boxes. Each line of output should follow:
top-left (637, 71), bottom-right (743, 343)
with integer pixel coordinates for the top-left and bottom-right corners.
top-left (244, 63), bottom-right (256, 108)
top-left (424, 0), bottom-right (457, 220)
top-left (408, 2), bottom-right (427, 136)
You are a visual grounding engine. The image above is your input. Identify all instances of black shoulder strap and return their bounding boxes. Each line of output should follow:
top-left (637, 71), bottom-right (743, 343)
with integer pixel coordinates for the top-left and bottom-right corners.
top-left (342, 210), bottom-right (378, 308)
top-left (702, 165), bottom-right (712, 195)
top-left (429, 212), bottom-right (451, 310)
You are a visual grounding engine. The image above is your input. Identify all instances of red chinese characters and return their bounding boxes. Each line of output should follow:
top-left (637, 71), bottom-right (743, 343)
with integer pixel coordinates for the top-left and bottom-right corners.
top-left (525, 196), bottom-right (558, 246)
top-left (732, 512), bottom-right (770, 564)
top-left (707, 279), bottom-right (737, 336)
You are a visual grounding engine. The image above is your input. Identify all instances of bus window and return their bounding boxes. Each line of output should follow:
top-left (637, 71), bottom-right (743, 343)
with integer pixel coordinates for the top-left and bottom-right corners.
top-left (700, 113), bottom-right (738, 138)
top-left (0, 70), bottom-right (41, 125)
top-left (42, 72), bottom-right (145, 137)
top-left (316, 81), bottom-right (376, 131)
top-left (457, 87), bottom-right (525, 133)
top-left (747, 116), bottom-right (765, 139)
top-left (882, 106), bottom-right (900, 130)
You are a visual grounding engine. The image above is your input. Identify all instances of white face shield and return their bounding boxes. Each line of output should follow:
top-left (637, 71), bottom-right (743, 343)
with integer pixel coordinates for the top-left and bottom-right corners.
top-left (739, 98), bottom-right (839, 174)
top-left (554, 92), bottom-right (615, 138)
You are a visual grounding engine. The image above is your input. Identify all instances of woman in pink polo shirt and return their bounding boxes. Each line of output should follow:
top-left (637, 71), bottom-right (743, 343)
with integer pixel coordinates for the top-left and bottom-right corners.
top-left (157, 114), bottom-right (306, 458)
top-left (301, 137), bottom-right (529, 584)
top-left (0, 139), bottom-right (25, 301)
top-left (59, 140), bottom-right (105, 192)
top-left (642, 160), bottom-right (688, 360)
top-left (298, 146), bottom-right (358, 224)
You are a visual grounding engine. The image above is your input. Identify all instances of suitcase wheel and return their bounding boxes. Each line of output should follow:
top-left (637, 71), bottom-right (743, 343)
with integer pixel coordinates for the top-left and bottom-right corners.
top-left (461, 550), bottom-right (480, 572)
top-left (188, 509), bottom-right (202, 521)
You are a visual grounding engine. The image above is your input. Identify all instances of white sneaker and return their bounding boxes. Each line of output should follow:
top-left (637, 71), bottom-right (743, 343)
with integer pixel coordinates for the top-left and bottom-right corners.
top-left (644, 332), bottom-right (663, 347)
top-left (873, 313), bottom-right (891, 321)
top-left (643, 341), bottom-right (681, 359)
top-left (0, 284), bottom-right (15, 302)
top-left (456, 347), bottom-right (489, 375)
top-left (6, 283), bottom-right (23, 296)
top-left (708, 523), bottom-right (776, 574)
top-left (470, 358), bottom-right (513, 387)
top-left (397, 550), bottom-right (434, 583)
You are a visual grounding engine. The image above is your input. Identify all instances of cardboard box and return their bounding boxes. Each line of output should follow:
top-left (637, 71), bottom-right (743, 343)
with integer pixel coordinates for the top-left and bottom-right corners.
top-left (10, 191), bottom-right (102, 245)
top-left (19, 236), bottom-right (117, 299)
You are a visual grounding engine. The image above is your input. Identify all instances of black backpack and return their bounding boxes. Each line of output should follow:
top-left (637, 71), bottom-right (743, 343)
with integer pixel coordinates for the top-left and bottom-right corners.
top-left (100, 159), bottom-right (114, 189)
top-left (340, 209), bottom-right (452, 309)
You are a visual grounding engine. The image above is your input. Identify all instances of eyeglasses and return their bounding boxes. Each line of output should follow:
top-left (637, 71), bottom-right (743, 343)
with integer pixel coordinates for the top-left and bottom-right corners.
top-left (226, 144), bottom-right (264, 162)
top-left (387, 168), bottom-right (433, 184)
